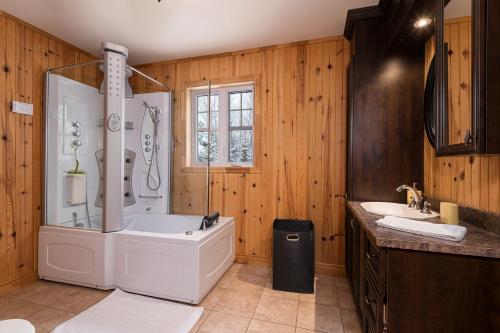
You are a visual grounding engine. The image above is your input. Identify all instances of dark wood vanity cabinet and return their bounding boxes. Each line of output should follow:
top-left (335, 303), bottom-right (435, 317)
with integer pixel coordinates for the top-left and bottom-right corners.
top-left (345, 210), bottom-right (387, 333)
top-left (345, 207), bottom-right (500, 333)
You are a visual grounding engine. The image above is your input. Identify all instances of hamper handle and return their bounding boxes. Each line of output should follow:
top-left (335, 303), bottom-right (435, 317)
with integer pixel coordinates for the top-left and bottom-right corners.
top-left (286, 234), bottom-right (299, 241)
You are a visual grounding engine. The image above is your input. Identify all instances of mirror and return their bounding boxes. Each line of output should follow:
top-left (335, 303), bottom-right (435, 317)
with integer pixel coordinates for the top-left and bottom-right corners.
top-left (437, 0), bottom-right (473, 151)
top-left (444, 0), bottom-right (472, 145)
top-left (424, 56), bottom-right (437, 148)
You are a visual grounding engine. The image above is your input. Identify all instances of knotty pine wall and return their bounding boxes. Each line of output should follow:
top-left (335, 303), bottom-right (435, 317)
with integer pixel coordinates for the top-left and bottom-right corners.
top-left (133, 37), bottom-right (350, 274)
top-left (0, 11), bottom-right (98, 293)
top-left (423, 18), bottom-right (500, 214)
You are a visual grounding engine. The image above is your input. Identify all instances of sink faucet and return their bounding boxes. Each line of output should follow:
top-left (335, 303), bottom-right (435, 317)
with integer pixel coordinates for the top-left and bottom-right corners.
top-left (396, 184), bottom-right (423, 210)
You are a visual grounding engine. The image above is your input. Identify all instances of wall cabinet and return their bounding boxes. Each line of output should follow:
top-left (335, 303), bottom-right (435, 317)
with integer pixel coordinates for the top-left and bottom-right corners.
top-left (435, 0), bottom-right (500, 155)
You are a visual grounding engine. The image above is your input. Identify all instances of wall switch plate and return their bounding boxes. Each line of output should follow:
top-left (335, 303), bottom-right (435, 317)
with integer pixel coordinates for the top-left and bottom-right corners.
top-left (11, 100), bottom-right (33, 116)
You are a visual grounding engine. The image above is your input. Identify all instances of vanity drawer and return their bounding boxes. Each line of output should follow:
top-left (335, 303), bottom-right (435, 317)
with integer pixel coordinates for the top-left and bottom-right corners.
top-left (363, 265), bottom-right (385, 332)
top-left (364, 237), bottom-right (386, 296)
top-left (365, 237), bottom-right (381, 274)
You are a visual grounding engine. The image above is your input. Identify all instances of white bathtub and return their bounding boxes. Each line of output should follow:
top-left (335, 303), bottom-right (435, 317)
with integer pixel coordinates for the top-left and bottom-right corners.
top-left (38, 214), bottom-right (235, 304)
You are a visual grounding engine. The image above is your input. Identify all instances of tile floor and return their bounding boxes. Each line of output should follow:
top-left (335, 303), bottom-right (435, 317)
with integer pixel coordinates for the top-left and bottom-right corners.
top-left (0, 263), bottom-right (361, 333)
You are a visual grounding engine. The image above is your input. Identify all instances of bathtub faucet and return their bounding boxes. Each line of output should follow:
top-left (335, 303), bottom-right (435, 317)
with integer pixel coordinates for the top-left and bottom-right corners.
top-left (200, 211), bottom-right (220, 230)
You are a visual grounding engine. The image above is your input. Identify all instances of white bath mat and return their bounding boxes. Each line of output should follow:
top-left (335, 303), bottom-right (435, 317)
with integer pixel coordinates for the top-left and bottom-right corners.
top-left (53, 289), bottom-right (203, 333)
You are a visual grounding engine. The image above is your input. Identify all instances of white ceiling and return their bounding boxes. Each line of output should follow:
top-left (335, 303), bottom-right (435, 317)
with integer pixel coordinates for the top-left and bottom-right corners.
top-left (0, 0), bottom-right (378, 65)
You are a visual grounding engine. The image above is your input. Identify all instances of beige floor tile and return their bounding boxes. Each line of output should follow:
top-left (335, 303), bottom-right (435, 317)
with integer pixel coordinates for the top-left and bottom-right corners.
top-left (335, 277), bottom-right (350, 290)
top-left (24, 282), bottom-right (82, 310)
top-left (263, 281), bottom-right (300, 301)
top-left (7, 280), bottom-right (53, 300)
top-left (56, 287), bottom-right (111, 313)
top-left (198, 311), bottom-right (250, 333)
top-left (239, 264), bottom-right (271, 277)
top-left (299, 281), bottom-right (338, 306)
top-left (295, 328), bottom-right (325, 333)
top-left (247, 319), bottom-right (295, 333)
top-left (189, 309), bottom-right (211, 333)
top-left (216, 288), bottom-right (262, 317)
top-left (199, 286), bottom-right (227, 310)
top-left (228, 263), bottom-right (244, 274)
top-left (315, 275), bottom-right (336, 287)
top-left (0, 296), bottom-right (44, 320)
top-left (26, 308), bottom-right (75, 333)
top-left (232, 272), bottom-right (270, 292)
top-left (217, 270), bottom-right (237, 289)
top-left (296, 302), bottom-right (344, 333)
top-left (337, 289), bottom-right (356, 310)
top-left (253, 295), bottom-right (299, 325)
top-left (341, 308), bottom-right (362, 333)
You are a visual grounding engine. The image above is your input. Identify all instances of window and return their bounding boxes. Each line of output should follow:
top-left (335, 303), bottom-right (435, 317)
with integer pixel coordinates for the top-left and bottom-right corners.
top-left (191, 84), bottom-right (254, 166)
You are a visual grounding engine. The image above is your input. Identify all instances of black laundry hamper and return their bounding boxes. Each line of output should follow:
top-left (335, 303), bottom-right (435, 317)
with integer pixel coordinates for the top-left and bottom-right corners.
top-left (272, 219), bottom-right (314, 293)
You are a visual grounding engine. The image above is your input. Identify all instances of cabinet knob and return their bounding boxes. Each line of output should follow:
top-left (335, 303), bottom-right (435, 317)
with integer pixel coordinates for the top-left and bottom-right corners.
top-left (464, 129), bottom-right (474, 144)
top-left (365, 296), bottom-right (376, 305)
top-left (366, 252), bottom-right (378, 260)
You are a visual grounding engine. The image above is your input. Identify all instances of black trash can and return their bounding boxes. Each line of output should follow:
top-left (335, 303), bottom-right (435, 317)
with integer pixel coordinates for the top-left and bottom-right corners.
top-left (272, 219), bottom-right (314, 293)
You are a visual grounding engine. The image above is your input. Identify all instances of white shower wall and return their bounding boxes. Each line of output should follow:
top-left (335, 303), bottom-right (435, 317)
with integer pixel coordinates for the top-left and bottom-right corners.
top-left (46, 74), bottom-right (170, 229)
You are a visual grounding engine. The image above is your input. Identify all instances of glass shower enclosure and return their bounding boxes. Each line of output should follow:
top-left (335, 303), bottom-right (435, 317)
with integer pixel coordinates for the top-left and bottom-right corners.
top-left (43, 47), bottom-right (198, 232)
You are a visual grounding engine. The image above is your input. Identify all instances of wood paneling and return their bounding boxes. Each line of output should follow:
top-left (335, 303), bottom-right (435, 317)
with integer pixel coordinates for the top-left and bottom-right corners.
top-left (133, 37), bottom-right (350, 274)
top-left (0, 12), bottom-right (97, 294)
top-left (424, 18), bottom-right (500, 214)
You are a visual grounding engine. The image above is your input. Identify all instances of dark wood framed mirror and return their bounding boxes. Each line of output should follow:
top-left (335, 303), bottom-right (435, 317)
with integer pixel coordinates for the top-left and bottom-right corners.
top-left (434, 0), bottom-right (500, 155)
top-left (435, 0), bottom-right (477, 155)
top-left (424, 55), bottom-right (437, 148)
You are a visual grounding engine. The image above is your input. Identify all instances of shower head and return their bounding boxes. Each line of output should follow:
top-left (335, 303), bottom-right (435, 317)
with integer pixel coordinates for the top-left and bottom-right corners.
top-left (98, 64), bottom-right (134, 98)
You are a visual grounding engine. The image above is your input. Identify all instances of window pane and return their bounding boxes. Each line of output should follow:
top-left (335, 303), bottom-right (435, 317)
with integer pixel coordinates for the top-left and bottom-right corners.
top-left (197, 95), bottom-right (208, 112)
top-left (242, 109), bottom-right (253, 126)
top-left (242, 92), bottom-right (253, 109)
top-left (197, 112), bottom-right (207, 128)
top-left (197, 131), bottom-right (219, 163)
top-left (210, 111), bottom-right (219, 129)
top-left (211, 94), bottom-right (219, 111)
top-left (230, 92), bottom-right (241, 110)
top-left (229, 129), bottom-right (253, 163)
top-left (230, 110), bottom-right (241, 127)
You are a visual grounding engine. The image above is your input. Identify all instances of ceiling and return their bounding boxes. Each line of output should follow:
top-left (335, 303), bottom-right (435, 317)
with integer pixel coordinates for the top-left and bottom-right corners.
top-left (0, 0), bottom-right (378, 65)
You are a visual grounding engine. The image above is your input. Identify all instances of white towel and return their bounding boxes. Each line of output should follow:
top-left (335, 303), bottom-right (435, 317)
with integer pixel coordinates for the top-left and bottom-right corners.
top-left (53, 289), bottom-right (203, 333)
top-left (375, 216), bottom-right (467, 242)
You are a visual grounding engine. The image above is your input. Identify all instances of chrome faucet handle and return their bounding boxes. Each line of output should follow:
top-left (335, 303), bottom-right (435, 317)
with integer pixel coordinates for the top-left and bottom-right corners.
top-left (422, 201), bottom-right (432, 214)
top-left (408, 197), bottom-right (416, 209)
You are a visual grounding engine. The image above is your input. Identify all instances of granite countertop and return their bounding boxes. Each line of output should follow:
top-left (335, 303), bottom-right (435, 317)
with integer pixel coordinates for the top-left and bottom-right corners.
top-left (348, 201), bottom-right (500, 259)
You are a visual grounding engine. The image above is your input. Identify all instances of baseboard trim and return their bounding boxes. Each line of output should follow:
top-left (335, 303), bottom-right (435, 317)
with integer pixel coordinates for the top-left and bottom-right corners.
top-left (0, 273), bottom-right (38, 296)
top-left (235, 255), bottom-right (346, 277)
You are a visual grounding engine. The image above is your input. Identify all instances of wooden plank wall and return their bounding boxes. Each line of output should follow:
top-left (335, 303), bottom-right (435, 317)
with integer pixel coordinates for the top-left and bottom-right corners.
top-left (134, 37), bottom-right (350, 274)
top-left (0, 12), bottom-right (97, 293)
top-left (423, 18), bottom-right (500, 214)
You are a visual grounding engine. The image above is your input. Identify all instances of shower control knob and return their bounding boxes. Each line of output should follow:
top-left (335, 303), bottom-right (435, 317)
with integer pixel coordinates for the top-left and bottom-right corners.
top-left (124, 176), bottom-right (129, 181)
top-left (145, 134), bottom-right (150, 139)
top-left (72, 130), bottom-right (81, 137)
top-left (72, 139), bottom-right (82, 147)
top-left (145, 147), bottom-right (151, 152)
top-left (145, 141), bottom-right (151, 146)
top-left (72, 121), bottom-right (81, 128)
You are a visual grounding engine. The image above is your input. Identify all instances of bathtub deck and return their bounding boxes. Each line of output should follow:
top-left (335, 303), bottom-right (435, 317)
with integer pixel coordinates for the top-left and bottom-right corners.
top-left (0, 263), bottom-right (360, 333)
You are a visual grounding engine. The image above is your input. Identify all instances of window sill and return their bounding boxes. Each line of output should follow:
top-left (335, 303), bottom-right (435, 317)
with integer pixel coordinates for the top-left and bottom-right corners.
top-left (181, 165), bottom-right (261, 174)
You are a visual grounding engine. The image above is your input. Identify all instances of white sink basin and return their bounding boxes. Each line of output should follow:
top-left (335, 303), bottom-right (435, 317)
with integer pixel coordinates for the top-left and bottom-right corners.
top-left (360, 202), bottom-right (440, 220)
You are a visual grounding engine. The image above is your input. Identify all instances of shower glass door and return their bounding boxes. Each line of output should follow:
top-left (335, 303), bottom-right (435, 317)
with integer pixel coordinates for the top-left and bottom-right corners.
top-left (44, 61), bottom-right (105, 231)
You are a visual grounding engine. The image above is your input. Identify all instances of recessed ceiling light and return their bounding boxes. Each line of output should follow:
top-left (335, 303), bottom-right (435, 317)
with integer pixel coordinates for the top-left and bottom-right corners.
top-left (414, 18), bottom-right (432, 28)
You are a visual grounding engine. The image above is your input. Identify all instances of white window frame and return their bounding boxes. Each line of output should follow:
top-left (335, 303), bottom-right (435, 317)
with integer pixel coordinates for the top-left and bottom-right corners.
top-left (190, 83), bottom-right (254, 167)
